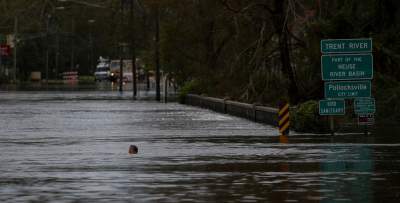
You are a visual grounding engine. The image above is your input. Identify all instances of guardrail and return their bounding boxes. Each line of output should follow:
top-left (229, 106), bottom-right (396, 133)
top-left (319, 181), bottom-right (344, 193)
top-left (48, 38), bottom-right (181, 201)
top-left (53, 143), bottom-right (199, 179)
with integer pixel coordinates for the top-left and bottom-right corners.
top-left (184, 94), bottom-right (278, 126)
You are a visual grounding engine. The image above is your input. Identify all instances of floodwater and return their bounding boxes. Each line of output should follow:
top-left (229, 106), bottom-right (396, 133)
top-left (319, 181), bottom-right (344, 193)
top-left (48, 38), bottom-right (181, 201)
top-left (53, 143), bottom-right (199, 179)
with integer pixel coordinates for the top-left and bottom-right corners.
top-left (0, 91), bottom-right (399, 202)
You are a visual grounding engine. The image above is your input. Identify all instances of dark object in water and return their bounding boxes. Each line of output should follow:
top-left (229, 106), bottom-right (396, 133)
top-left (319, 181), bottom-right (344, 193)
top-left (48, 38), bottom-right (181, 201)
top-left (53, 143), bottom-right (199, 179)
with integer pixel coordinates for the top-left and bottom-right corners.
top-left (129, 145), bottom-right (138, 154)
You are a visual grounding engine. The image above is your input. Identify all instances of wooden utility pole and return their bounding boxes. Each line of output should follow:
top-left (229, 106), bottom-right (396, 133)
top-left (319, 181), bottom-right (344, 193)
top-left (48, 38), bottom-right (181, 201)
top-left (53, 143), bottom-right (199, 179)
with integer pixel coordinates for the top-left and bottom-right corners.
top-left (164, 74), bottom-right (168, 103)
top-left (46, 14), bottom-right (50, 85)
top-left (155, 5), bottom-right (160, 101)
top-left (70, 19), bottom-right (75, 71)
top-left (130, 0), bottom-right (137, 98)
top-left (119, 0), bottom-right (125, 93)
top-left (273, 0), bottom-right (299, 104)
top-left (13, 17), bottom-right (17, 82)
top-left (55, 31), bottom-right (60, 79)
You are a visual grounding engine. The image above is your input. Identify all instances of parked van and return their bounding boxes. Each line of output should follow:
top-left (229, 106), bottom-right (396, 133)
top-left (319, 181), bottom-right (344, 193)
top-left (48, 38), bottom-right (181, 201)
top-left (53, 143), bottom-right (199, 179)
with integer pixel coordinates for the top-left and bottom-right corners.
top-left (94, 57), bottom-right (110, 82)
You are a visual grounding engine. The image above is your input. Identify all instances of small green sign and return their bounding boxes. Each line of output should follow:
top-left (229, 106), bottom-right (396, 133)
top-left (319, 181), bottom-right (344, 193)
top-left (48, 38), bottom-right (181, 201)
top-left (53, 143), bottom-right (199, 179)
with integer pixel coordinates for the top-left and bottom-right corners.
top-left (321, 54), bottom-right (373, 81)
top-left (355, 98), bottom-right (375, 114)
top-left (319, 100), bottom-right (345, 115)
top-left (321, 38), bottom-right (372, 54)
top-left (325, 81), bottom-right (371, 99)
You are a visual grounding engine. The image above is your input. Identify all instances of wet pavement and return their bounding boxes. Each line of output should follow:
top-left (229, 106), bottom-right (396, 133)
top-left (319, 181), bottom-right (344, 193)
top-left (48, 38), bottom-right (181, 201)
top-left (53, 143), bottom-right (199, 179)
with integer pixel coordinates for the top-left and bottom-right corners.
top-left (0, 91), bottom-right (399, 202)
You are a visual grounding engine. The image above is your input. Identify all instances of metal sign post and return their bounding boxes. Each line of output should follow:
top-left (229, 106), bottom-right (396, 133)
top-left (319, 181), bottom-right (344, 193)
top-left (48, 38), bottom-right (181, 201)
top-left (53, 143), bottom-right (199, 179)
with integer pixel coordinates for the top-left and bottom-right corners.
top-left (329, 116), bottom-right (335, 136)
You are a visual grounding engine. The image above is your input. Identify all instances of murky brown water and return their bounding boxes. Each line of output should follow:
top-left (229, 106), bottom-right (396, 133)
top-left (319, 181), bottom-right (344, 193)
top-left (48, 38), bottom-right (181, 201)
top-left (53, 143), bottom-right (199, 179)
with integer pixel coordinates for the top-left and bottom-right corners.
top-left (0, 91), bottom-right (399, 202)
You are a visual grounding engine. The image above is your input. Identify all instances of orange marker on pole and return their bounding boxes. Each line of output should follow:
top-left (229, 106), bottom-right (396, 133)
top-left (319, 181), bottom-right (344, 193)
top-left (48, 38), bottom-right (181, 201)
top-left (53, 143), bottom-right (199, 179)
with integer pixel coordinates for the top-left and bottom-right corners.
top-left (278, 101), bottom-right (290, 136)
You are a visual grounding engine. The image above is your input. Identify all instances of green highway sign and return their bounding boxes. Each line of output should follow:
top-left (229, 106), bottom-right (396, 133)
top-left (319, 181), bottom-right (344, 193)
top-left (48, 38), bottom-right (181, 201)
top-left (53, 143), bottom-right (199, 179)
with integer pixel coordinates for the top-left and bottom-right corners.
top-left (355, 98), bottom-right (376, 114)
top-left (321, 54), bottom-right (373, 81)
top-left (319, 99), bottom-right (345, 115)
top-left (325, 81), bottom-right (371, 99)
top-left (321, 38), bottom-right (372, 54)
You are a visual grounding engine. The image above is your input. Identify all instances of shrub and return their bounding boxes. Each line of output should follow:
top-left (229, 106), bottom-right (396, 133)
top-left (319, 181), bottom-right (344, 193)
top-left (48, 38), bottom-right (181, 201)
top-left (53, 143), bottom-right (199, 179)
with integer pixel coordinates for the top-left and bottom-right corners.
top-left (178, 80), bottom-right (200, 104)
top-left (291, 100), bottom-right (328, 133)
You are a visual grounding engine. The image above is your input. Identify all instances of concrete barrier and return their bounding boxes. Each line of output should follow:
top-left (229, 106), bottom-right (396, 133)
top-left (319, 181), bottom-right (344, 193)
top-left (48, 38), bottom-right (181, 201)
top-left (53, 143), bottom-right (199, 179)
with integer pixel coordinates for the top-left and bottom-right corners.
top-left (185, 94), bottom-right (278, 126)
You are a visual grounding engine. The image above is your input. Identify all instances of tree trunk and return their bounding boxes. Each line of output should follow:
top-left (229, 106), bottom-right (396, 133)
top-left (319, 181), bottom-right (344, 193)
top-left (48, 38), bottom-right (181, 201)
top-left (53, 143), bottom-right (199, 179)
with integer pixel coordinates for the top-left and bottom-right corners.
top-left (273, 0), bottom-right (300, 104)
top-left (155, 5), bottom-right (161, 101)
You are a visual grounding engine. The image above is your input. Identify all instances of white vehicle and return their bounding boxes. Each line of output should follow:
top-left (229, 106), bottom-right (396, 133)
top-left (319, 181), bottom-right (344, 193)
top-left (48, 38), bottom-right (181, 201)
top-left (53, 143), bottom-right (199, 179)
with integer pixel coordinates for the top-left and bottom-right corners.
top-left (94, 57), bottom-right (111, 81)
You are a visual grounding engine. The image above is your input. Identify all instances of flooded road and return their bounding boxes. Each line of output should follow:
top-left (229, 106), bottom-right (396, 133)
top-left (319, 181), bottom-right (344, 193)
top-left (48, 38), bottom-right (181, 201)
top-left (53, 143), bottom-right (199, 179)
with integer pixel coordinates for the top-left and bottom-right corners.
top-left (0, 91), bottom-right (399, 202)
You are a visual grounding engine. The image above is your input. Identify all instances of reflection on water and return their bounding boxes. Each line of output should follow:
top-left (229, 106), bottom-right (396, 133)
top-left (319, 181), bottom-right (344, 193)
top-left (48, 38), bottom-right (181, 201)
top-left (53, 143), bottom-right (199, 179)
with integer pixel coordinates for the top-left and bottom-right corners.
top-left (0, 91), bottom-right (399, 202)
top-left (321, 146), bottom-right (373, 203)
